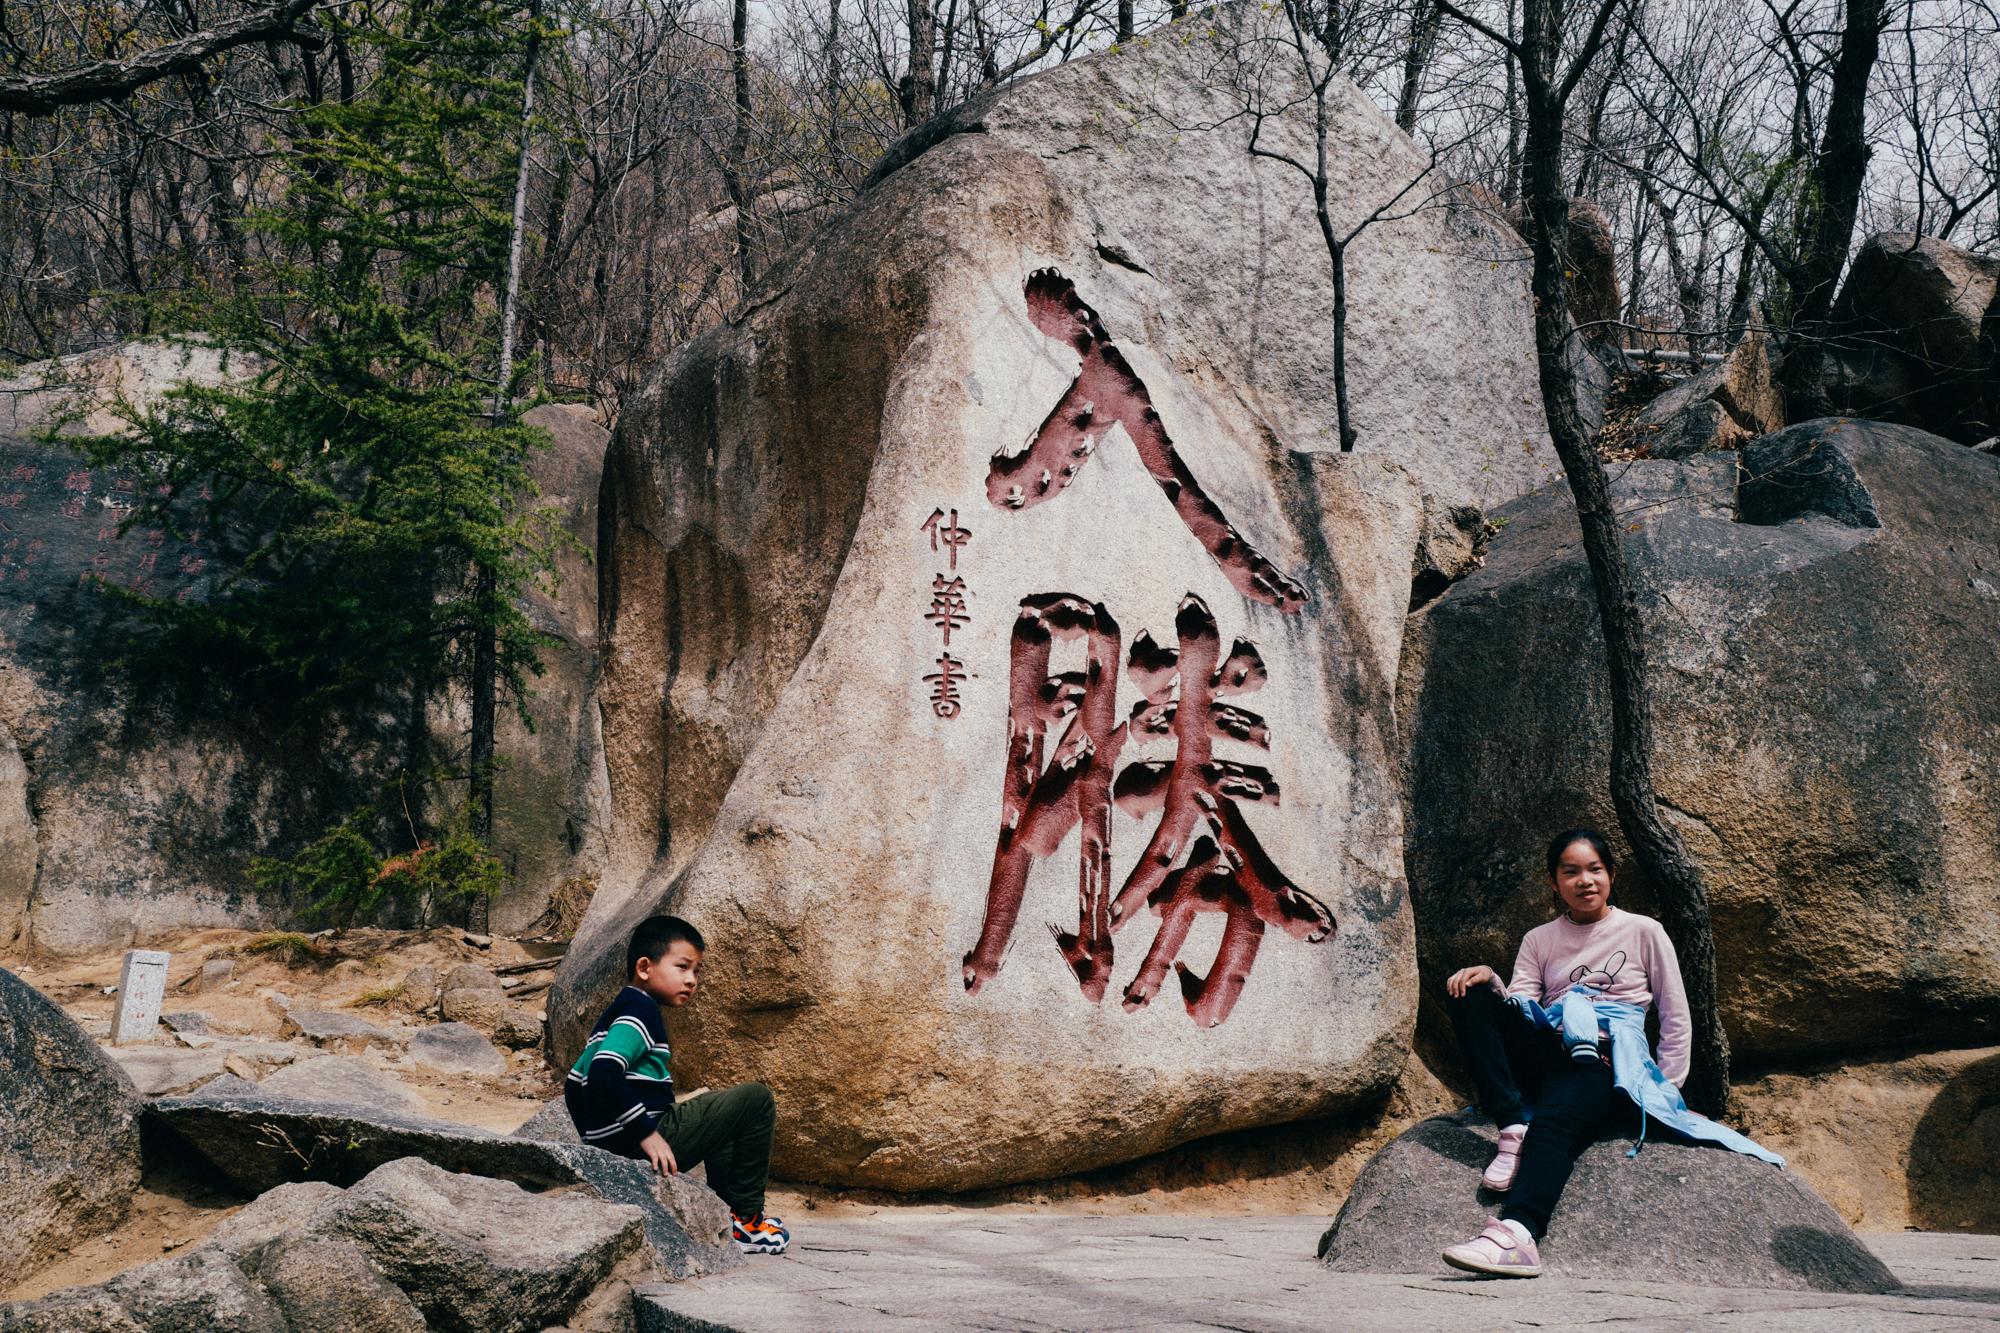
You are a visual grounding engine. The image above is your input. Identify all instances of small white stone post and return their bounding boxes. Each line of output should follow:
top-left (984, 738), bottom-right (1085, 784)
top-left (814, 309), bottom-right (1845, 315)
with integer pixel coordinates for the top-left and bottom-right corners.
top-left (109, 949), bottom-right (170, 1045)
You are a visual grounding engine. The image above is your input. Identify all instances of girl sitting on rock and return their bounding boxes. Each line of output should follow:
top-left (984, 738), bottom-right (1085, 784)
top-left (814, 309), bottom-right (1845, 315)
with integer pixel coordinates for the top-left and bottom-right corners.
top-left (1439, 828), bottom-right (1782, 1278)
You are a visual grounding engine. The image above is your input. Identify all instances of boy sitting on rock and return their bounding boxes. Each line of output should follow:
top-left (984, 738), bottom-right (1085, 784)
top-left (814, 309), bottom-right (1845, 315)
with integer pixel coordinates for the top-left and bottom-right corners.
top-left (564, 914), bottom-right (789, 1255)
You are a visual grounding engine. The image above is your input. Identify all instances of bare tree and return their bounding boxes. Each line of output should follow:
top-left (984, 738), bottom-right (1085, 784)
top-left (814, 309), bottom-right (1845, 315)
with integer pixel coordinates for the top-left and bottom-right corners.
top-left (1440, 0), bottom-right (1736, 1114)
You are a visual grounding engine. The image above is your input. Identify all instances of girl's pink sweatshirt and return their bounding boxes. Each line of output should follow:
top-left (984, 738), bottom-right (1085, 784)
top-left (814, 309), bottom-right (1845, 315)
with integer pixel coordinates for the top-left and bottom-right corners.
top-left (1506, 906), bottom-right (1692, 1088)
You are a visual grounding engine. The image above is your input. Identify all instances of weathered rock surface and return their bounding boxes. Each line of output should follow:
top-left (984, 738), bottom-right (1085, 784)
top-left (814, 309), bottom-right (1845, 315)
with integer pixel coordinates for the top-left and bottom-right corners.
top-left (0, 403), bottom-right (609, 957)
top-left (149, 1086), bottom-right (741, 1279)
top-left (407, 1020), bottom-right (506, 1075)
top-left (487, 404), bottom-right (615, 934)
top-left (555, 6), bottom-right (1559, 1192)
top-left (314, 1157), bottom-right (643, 1333)
top-left (1830, 231), bottom-right (2000, 443)
top-left (1732, 1044), bottom-right (2000, 1232)
top-left (0, 966), bottom-right (143, 1287)
top-left (1635, 327), bottom-right (1783, 457)
top-left (1319, 1113), bottom-right (1896, 1292)
top-left (510, 1095), bottom-right (584, 1145)
top-left (0, 1289), bottom-right (147, 1332)
top-left (256, 1055), bottom-right (429, 1115)
top-left (1403, 419), bottom-right (2000, 1064)
top-left (104, 1043), bottom-right (229, 1095)
top-left (205, 1182), bottom-right (346, 1257)
top-left (99, 1248), bottom-right (290, 1333)
top-left (0, 727), bottom-right (35, 951)
top-left (392, 964), bottom-right (442, 1016)
top-left (439, 984), bottom-right (505, 1030)
top-left (492, 1005), bottom-right (543, 1048)
top-left (0, 339), bottom-right (244, 437)
top-left (245, 1233), bottom-right (428, 1333)
top-left (281, 1006), bottom-right (397, 1052)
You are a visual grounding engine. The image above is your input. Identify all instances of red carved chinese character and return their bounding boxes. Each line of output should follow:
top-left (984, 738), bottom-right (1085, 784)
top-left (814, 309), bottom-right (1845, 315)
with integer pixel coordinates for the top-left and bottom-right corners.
top-left (177, 554), bottom-right (207, 577)
top-left (925, 574), bottom-right (970, 646)
top-left (59, 497), bottom-right (83, 519)
top-left (137, 552), bottom-right (159, 573)
top-left (965, 594), bottom-right (1128, 1001)
top-left (10, 465), bottom-right (37, 482)
top-left (919, 507), bottom-right (971, 570)
top-left (924, 653), bottom-right (966, 718)
top-left (0, 493), bottom-right (23, 509)
top-left (987, 271), bottom-right (1308, 614)
top-left (965, 592), bottom-right (1333, 1027)
top-left (62, 470), bottom-right (91, 492)
top-left (144, 529), bottom-right (166, 547)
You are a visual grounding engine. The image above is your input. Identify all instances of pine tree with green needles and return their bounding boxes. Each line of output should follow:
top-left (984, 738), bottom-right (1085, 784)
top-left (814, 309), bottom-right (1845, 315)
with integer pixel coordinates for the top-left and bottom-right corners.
top-left (83, 0), bottom-right (563, 908)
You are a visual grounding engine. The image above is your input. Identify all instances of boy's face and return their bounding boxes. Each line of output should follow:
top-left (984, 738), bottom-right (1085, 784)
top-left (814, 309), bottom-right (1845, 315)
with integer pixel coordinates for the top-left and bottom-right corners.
top-left (635, 940), bottom-right (702, 1007)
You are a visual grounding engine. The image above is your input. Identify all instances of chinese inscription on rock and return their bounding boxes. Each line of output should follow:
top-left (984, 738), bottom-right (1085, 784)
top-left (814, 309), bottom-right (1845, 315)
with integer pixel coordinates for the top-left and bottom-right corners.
top-left (956, 270), bottom-right (1335, 1028)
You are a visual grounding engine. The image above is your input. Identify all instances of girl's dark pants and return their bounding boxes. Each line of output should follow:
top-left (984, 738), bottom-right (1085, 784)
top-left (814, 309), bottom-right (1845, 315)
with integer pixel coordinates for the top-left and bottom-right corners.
top-left (1447, 984), bottom-right (1619, 1240)
top-left (598, 1082), bottom-right (777, 1218)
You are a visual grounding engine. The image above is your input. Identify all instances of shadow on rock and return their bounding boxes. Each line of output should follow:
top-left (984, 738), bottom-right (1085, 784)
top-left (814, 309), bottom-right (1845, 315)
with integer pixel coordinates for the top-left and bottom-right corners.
top-left (1909, 1050), bottom-right (2000, 1233)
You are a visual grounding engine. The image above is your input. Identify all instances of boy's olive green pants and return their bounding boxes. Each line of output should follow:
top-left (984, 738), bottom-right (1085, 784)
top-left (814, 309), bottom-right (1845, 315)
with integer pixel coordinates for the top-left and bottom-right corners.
top-left (660, 1081), bottom-right (776, 1218)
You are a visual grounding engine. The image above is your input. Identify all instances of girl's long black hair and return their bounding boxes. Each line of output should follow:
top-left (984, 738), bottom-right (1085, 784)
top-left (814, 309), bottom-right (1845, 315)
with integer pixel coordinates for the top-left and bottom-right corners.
top-left (1546, 828), bottom-right (1616, 916)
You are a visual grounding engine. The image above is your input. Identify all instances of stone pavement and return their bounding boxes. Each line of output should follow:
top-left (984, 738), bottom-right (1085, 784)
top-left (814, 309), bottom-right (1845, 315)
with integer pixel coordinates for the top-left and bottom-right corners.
top-left (633, 1216), bottom-right (2000, 1331)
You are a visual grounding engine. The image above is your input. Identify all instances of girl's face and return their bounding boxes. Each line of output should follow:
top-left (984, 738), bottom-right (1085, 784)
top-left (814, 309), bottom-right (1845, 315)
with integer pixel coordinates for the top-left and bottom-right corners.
top-left (1552, 840), bottom-right (1613, 922)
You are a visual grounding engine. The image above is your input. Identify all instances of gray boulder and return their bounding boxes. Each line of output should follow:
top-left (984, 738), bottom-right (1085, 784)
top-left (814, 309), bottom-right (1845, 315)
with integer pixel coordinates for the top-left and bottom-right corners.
top-left (256, 1055), bottom-right (429, 1115)
top-left (150, 1085), bottom-right (741, 1280)
top-left (0, 1290), bottom-right (146, 1333)
top-left (0, 967), bottom-right (143, 1286)
top-left (103, 1043), bottom-right (229, 1096)
top-left (101, 1248), bottom-right (290, 1333)
top-left (1402, 419), bottom-right (2000, 1064)
top-left (510, 1095), bottom-right (583, 1145)
top-left (244, 1233), bottom-right (427, 1333)
top-left (280, 1007), bottom-right (397, 1053)
top-left (407, 1021), bottom-right (506, 1075)
top-left (314, 1157), bottom-right (643, 1333)
top-left (148, 1085), bottom-right (577, 1193)
top-left (1829, 231), bottom-right (1999, 443)
top-left (205, 1182), bottom-right (346, 1258)
top-left (1319, 1113), bottom-right (1897, 1293)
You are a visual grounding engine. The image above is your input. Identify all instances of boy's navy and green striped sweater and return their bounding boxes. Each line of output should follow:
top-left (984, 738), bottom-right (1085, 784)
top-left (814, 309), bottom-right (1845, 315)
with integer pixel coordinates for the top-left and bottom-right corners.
top-left (564, 986), bottom-right (675, 1143)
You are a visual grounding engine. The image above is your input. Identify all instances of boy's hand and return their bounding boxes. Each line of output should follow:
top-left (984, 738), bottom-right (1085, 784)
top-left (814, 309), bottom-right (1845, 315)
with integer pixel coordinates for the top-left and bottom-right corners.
top-left (639, 1130), bottom-right (678, 1176)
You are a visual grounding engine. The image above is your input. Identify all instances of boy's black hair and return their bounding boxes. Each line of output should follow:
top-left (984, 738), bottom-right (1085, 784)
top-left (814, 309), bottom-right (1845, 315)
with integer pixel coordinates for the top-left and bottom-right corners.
top-left (628, 915), bottom-right (705, 975)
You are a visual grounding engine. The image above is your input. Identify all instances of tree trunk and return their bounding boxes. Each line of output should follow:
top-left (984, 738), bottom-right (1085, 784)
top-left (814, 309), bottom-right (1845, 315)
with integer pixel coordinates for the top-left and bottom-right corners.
top-left (474, 0), bottom-right (542, 847)
top-left (724, 0), bottom-right (756, 294)
top-left (1515, 2), bottom-right (1731, 1115)
top-left (902, 0), bottom-right (936, 126)
top-left (1118, 0), bottom-right (1134, 42)
top-left (1395, 1), bottom-right (1441, 132)
top-left (1776, 0), bottom-right (1885, 418)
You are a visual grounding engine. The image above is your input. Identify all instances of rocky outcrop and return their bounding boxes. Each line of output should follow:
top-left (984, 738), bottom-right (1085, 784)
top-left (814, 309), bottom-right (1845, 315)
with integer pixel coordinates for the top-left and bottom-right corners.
top-left (553, 7), bottom-right (1553, 1193)
top-left (1402, 420), bottom-right (2000, 1066)
top-left (1830, 231), bottom-right (2000, 444)
top-left (1634, 327), bottom-right (1784, 456)
top-left (1, 1158), bottom-right (646, 1333)
top-left (0, 399), bottom-right (609, 956)
top-left (0, 966), bottom-right (143, 1287)
top-left (1319, 1113), bottom-right (1897, 1292)
top-left (148, 1084), bottom-right (741, 1279)
top-left (314, 1157), bottom-right (643, 1333)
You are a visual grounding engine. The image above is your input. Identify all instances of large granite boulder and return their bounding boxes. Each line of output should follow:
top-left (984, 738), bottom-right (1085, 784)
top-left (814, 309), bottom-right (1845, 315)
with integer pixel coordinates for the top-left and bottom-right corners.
top-left (1402, 419), bottom-right (2000, 1065)
top-left (1829, 231), bottom-right (2000, 444)
top-left (312, 1157), bottom-right (643, 1333)
top-left (0, 400), bottom-right (608, 955)
top-left (148, 1083), bottom-right (741, 1279)
top-left (1319, 1113), bottom-right (1897, 1292)
top-left (0, 967), bottom-right (144, 1287)
top-left (552, 9), bottom-right (1554, 1192)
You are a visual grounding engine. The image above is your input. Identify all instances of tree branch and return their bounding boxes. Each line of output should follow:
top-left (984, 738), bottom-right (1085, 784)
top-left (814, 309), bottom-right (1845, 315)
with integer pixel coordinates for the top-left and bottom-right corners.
top-left (0, 0), bottom-right (322, 116)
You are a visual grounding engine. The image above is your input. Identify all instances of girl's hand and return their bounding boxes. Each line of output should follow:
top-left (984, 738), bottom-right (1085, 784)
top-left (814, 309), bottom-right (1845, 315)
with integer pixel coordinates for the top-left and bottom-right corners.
top-left (1446, 965), bottom-right (1500, 998)
top-left (639, 1130), bottom-right (678, 1176)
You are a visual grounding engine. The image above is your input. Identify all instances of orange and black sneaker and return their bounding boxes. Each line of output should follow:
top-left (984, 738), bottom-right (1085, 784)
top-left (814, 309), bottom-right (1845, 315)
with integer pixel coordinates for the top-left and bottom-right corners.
top-left (732, 1211), bottom-right (790, 1255)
